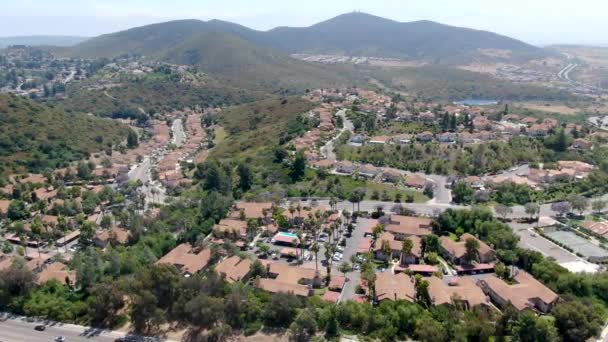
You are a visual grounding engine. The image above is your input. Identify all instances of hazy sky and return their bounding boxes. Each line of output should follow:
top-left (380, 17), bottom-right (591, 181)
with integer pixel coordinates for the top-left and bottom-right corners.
top-left (1, 0), bottom-right (606, 45)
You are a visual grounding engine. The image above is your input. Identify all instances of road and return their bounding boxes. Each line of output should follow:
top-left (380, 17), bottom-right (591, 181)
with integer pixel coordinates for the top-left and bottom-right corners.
top-left (171, 119), bottom-right (186, 147)
top-left (0, 315), bottom-right (121, 342)
top-left (321, 109), bottom-right (351, 162)
top-left (558, 63), bottom-right (578, 82)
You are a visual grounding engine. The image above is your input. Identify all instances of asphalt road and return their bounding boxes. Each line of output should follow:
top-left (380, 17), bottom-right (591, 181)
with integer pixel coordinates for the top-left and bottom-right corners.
top-left (321, 109), bottom-right (351, 162)
top-left (0, 316), bottom-right (120, 342)
top-left (171, 119), bottom-right (186, 147)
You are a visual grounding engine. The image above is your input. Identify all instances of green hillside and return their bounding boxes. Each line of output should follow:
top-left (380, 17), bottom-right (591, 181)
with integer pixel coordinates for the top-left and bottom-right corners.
top-left (262, 12), bottom-right (550, 64)
top-left (59, 70), bottom-right (263, 118)
top-left (161, 32), bottom-right (357, 92)
top-left (211, 96), bottom-right (316, 158)
top-left (66, 13), bottom-right (551, 66)
top-left (0, 93), bottom-right (129, 174)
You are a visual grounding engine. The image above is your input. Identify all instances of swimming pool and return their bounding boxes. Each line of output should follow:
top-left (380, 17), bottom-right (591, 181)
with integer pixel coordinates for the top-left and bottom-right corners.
top-left (277, 232), bottom-right (298, 238)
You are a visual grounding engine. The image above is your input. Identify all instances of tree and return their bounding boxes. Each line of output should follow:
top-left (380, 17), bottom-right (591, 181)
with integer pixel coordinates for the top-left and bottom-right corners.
top-left (414, 275), bottom-right (432, 307)
top-left (290, 151), bottom-right (306, 182)
top-left (237, 163), bottom-right (253, 192)
top-left (553, 299), bottom-right (604, 342)
top-left (127, 129), bottom-right (139, 148)
top-left (246, 219), bottom-right (260, 241)
top-left (524, 202), bottom-right (540, 222)
top-left (452, 182), bottom-right (474, 204)
top-left (551, 201), bottom-right (571, 217)
top-left (338, 261), bottom-right (352, 278)
top-left (512, 311), bottom-right (559, 342)
top-left (361, 269), bottom-right (377, 301)
top-left (310, 243), bottom-right (320, 273)
top-left (495, 204), bottom-right (513, 220)
top-left (289, 309), bottom-right (317, 342)
top-left (422, 234), bottom-right (440, 253)
top-left (592, 199), bottom-right (606, 215)
top-left (401, 238), bottom-right (414, 265)
top-left (7, 200), bottom-right (29, 221)
top-left (464, 238), bottom-right (480, 264)
top-left (87, 281), bottom-right (126, 328)
top-left (415, 315), bottom-right (447, 342)
top-left (568, 194), bottom-right (589, 216)
top-left (264, 292), bottom-right (302, 328)
top-left (372, 224), bottom-right (384, 239)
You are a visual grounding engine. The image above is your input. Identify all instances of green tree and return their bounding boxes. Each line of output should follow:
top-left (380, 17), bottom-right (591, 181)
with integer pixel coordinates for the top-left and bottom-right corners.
top-left (290, 151), bottom-right (306, 182)
top-left (289, 308), bottom-right (317, 342)
top-left (452, 182), bottom-right (474, 204)
top-left (552, 299), bottom-right (604, 342)
top-left (127, 129), bottom-right (139, 148)
top-left (464, 238), bottom-right (480, 264)
top-left (237, 163), bottom-right (253, 192)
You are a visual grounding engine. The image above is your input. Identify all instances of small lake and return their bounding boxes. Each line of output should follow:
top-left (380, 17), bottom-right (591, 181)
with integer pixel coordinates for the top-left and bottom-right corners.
top-left (454, 99), bottom-right (498, 106)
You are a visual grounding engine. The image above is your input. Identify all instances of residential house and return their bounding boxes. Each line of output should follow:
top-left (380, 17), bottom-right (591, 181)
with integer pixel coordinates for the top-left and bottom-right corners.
top-left (385, 215), bottom-right (433, 239)
top-left (394, 134), bottom-right (413, 145)
top-left (372, 272), bottom-right (416, 302)
top-left (427, 276), bottom-right (490, 309)
top-left (369, 135), bottom-right (391, 145)
top-left (359, 164), bottom-right (381, 178)
top-left (36, 262), bottom-right (77, 285)
top-left (311, 159), bottom-right (336, 170)
top-left (253, 262), bottom-right (320, 297)
top-left (156, 243), bottom-right (212, 276)
top-left (571, 138), bottom-right (592, 151)
top-left (439, 233), bottom-right (495, 265)
top-left (404, 174), bottom-right (428, 189)
top-left (437, 132), bottom-right (458, 143)
top-left (478, 271), bottom-right (558, 313)
top-left (374, 232), bottom-right (422, 264)
top-left (416, 131), bottom-right (434, 143)
top-left (381, 169), bottom-right (403, 184)
top-left (215, 255), bottom-right (252, 283)
top-left (348, 135), bottom-right (366, 146)
top-left (527, 124), bottom-right (551, 137)
top-left (234, 202), bottom-right (273, 220)
top-left (473, 116), bottom-right (492, 131)
top-left (336, 161), bottom-right (357, 175)
top-left (93, 227), bottom-right (130, 248)
top-left (213, 219), bottom-right (248, 240)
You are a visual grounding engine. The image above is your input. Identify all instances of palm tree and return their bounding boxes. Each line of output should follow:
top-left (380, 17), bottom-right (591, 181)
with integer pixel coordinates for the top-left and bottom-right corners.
top-left (311, 243), bottom-right (320, 272)
top-left (289, 206), bottom-right (295, 219)
top-left (342, 210), bottom-right (351, 225)
top-left (380, 240), bottom-right (392, 261)
top-left (329, 197), bottom-right (337, 212)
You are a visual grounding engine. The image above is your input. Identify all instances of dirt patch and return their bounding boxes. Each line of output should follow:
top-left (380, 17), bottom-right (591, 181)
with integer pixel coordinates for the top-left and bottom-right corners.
top-left (516, 102), bottom-right (581, 115)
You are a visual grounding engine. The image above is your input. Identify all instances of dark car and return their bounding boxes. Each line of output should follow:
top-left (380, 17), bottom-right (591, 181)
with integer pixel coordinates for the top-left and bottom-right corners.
top-left (34, 325), bottom-right (46, 331)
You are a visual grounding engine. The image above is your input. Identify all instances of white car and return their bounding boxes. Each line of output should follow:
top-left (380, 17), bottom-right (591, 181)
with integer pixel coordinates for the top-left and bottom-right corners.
top-left (336, 245), bottom-right (345, 253)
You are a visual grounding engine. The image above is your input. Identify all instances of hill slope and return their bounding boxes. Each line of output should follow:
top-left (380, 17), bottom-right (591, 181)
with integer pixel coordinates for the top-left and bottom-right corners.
top-left (0, 94), bottom-right (129, 173)
top-left (262, 12), bottom-right (548, 63)
top-left (67, 12), bottom-right (549, 65)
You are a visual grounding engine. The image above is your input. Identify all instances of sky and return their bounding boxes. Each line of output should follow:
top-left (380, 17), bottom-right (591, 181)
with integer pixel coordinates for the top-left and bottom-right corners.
top-left (1, 0), bottom-right (606, 46)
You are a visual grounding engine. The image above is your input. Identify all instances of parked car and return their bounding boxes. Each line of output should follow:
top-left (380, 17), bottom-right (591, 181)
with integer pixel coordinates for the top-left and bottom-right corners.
top-left (336, 245), bottom-right (345, 253)
top-left (271, 253), bottom-right (279, 260)
top-left (55, 337), bottom-right (66, 342)
top-left (353, 263), bottom-right (361, 271)
top-left (34, 325), bottom-right (46, 331)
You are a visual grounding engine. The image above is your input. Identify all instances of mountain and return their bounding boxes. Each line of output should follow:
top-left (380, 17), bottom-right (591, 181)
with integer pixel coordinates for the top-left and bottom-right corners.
top-left (66, 12), bottom-right (549, 65)
top-left (0, 93), bottom-right (129, 174)
top-left (68, 24), bottom-right (359, 92)
top-left (0, 35), bottom-right (88, 48)
top-left (261, 12), bottom-right (550, 63)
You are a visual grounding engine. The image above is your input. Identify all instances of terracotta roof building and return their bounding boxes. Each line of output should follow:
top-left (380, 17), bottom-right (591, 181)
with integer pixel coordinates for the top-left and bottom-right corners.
top-left (93, 227), bottom-right (130, 247)
top-left (374, 272), bottom-right (416, 302)
top-left (37, 262), bottom-right (77, 285)
top-left (156, 243), bottom-right (212, 276)
top-left (478, 271), bottom-right (558, 313)
top-left (215, 256), bottom-right (252, 283)
top-left (427, 276), bottom-right (489, 309)
top-left (439, 233), bottom-right (495, 265)
top-left (235, 202), bottom-right (273, 219)
top-left (385, 215), bottom-right (433, 239)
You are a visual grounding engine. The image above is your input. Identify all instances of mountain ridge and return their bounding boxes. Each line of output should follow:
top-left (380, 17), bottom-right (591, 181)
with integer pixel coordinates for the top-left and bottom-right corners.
top-left (66, 11), bottom-right (550, 65)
